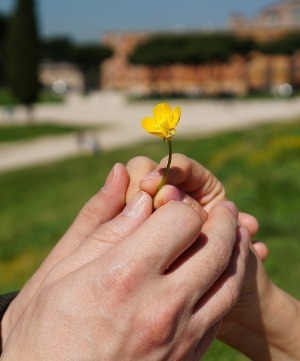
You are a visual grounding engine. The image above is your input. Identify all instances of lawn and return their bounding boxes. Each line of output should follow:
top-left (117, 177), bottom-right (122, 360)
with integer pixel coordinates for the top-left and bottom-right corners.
top-left (0, 123), bottom-right (91, 143)
top-left (0, 88), bottom-right (63, 106)
top-left (0, 117), bottom-right (299, 360)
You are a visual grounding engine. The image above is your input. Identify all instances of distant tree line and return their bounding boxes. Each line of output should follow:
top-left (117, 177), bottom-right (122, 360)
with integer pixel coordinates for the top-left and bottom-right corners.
top-left (41, 37), bottom-right (112, 91)
top-left (0, 0), bottom-right (112, 108)
top-left (5, 0), bottom-right (39, 107)
top-left (1, 0), bottom-right (300, 107)
top-left (257, 32), bottom-right (300, 55)
top-left (129, 32), bottom-right (300, 66)
top-left (0, 13), bottom-right (9, 86)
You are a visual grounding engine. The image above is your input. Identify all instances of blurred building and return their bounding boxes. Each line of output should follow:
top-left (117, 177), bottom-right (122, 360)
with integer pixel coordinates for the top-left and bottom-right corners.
top-left (101, 32), bottom-right (150, 93)
top-left (230, 0), bottom-right (300, 41)
top-left (101, 33), bottom-right (249, 97)
top-left (100, 0), bottom-right (300, 97)
top-left (39, 61), bottom-right (84, 93)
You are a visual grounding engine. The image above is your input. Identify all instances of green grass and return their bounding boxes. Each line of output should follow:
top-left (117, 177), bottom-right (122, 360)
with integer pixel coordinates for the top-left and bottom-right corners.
top-left (0, 123), bottom-right (91, 143)
top-left (0, 88), bottom-right (64, 106)
top-left (0, 118), bottom-right (300, 360)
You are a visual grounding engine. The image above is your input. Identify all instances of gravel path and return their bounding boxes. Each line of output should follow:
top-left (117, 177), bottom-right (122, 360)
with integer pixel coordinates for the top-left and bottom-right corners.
top-left (0, 92), bottom-right (299, 173)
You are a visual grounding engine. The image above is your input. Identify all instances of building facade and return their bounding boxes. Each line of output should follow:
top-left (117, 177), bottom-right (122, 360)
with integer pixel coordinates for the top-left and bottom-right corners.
top-left (230, 0), bottom-right (300, 41)
top-left (100, 1), bottom-right (300, 96)
top-left (39, 61), bottom-right (84, 93)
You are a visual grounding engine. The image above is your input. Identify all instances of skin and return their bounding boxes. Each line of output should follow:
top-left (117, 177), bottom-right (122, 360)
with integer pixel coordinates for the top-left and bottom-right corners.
top-left (1, 161), bottom-right (249, 360)
top-left (126, 153), bottom-right (300, 361)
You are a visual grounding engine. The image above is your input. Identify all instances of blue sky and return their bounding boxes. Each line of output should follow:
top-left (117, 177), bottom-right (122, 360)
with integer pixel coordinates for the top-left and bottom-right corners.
top-left (0, 0), bottom-right (276, 43)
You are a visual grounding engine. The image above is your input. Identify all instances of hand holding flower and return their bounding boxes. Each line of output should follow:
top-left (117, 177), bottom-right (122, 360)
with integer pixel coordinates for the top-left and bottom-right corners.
top-left (141, 102), bottom-right (180, 200)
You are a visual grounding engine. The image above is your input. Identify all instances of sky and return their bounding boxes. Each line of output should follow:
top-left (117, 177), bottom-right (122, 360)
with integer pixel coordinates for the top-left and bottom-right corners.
top-left (0, 0), bottom-right (277, 43)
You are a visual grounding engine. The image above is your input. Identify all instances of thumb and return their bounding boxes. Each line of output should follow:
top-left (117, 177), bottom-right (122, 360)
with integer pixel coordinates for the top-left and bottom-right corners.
top-left (41, 191), bottom-right (153, 286)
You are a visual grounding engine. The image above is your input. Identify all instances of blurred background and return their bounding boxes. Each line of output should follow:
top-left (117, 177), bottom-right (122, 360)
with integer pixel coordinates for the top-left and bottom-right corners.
top-left (0, 1), bottom-right (299, 360)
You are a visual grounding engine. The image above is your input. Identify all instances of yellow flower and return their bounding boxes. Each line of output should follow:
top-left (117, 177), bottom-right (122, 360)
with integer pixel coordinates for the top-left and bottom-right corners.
top-left (141, 103), bottom-right (181, 139)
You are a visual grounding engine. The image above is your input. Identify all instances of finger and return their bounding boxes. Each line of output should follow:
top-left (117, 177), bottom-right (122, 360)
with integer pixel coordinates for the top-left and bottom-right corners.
top-left (238, 212), bottom-right (259, 237)
top-left (191, 225), bottom-right (250, 328)
top-left (153, 184), bottom-right (206, 216)
top-left (104, 200), bottom-right (207, 275)
top-left (166, 201), bottom-right (239, 305)
top-left (126, 156), bottom-right (157, 202)
top-left (193, 321), bottom-right (222, 360)
top-left (65, 163), bottom-right (130, 246)
top-left (17, 164), bottom-right (129, 301)
top-left (39, 163), bottom-right (130, 266)
top-left (252, 242), bottom-right (269, 261)
top-left (140, 153), bottom-right (226, 211)
top-left (42, 191), bottom-right (154, 285)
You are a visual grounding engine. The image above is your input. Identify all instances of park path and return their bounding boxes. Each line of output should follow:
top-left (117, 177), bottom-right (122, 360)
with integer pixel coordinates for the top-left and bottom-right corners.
top-left (0, 92), bottom-right (300, 173)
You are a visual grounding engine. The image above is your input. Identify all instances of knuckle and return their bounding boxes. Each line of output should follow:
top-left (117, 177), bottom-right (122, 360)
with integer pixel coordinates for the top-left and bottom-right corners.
top-left (216, 184), bottom-right (226, 200)
top-left (171, 153), bottom-right (188, 162)
top-left (99, 258), bottom-right (146, 307)
top-left (79, 195), bottom-right (98, 222)
top-left (139, 300), bottom-right (182, 350)
top-left (91, 222), bottom-right (123, 245)
top-left (126, 156), bottom-right (154, 170)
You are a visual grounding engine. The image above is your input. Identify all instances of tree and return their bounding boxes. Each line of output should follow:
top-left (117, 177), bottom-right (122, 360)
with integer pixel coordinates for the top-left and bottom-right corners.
top-left (129, 33), bottom-right (257, 66)
top-left (0, 13), bottom-right (9, 85)
top-left (258, 32), bottom-right (300, 55)
top-left (70, 44), bottom-right (112, 91)
top-left (40, 37), bottom-right (113, 92)
top-left (41, 37), bottom-right (73, 62)
top-left (5, 0), bottom-right (40, 106)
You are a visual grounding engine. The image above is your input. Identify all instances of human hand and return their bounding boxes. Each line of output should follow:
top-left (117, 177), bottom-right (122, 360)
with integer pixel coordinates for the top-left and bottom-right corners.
top-left (1, 163), bottom-right (131, 345)
top-left (1, 177), bottom-right (249, 360)
top-left (125, 154), bottom-right (273, 351)
top-left (126, 153), bottom-right (226, 211)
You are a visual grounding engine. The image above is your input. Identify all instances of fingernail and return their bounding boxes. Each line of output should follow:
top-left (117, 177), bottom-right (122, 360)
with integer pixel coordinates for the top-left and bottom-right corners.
top-left (101, 163), bottom-right (120, 193)
top-left (140, 171), bottom-right (161, 182)
top-left (122, 191), bottom-right (148, 216)
top-left (223, 201), bottom-right (238, 217)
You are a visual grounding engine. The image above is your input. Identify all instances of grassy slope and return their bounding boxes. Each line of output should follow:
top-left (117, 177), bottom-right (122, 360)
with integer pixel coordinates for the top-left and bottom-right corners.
top-left (0, 123), bottom-right (91, 143)
top-left (0, 118), bottom-right (299, 360)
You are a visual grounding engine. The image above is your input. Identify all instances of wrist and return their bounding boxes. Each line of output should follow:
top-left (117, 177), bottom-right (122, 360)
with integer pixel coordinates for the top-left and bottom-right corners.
top-left (260, 283), bottom-right (300, 360)
top-left (219, 282), bottom-right (300, 360)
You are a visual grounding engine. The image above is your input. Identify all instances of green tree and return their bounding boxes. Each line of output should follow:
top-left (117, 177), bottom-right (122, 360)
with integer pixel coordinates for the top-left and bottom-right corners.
top-left (258, 32), bottom-right (300, 55)
top-left (40, 37), bottom-right (113, 92)
top-left (5, 0), bottom-right (40, 106)
top-left (0, 13), bottom-right (9, 85)
top-left (129, 33), bottom-right (256, 66)
top-left (41, 37), bottom-right (73, 62)
top-left (70, 43), bottom-right (112, 92)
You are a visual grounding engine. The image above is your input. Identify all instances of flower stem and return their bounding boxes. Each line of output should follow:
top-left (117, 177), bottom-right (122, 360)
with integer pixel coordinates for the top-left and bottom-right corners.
top-left (153, 138), bottom-right (172, 204)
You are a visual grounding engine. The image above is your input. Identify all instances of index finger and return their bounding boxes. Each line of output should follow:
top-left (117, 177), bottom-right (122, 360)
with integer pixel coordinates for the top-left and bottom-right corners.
top-left (140, 153), bottom-right (226, 211)
top-left (126, 156), bottom-right (157, 202)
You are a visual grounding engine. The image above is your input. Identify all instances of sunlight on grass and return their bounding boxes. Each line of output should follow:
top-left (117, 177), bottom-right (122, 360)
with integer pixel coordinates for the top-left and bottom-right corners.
top-left (210, 141), bottom-right (254, 168)
top-left (0, 123), bottom-right (102, 143)
top-left (0, 117), bottom-right (299, 361)
top-left (249, 134), bottom-right (300, 166)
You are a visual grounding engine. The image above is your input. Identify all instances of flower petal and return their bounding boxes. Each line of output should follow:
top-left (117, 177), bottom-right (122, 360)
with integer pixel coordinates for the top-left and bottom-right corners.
top-left (171, 106), bottom-right (181, 128)
top-left (141, 117), bottom-right (167, 138)
top-left (141, 103), bottom-right (181, 139)
top-left (153, 103), bottom-right (173, 123)
top-left (147, 131), bottom-right (167, 138)
top-left (141, 117), bottom-right (156, 133)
